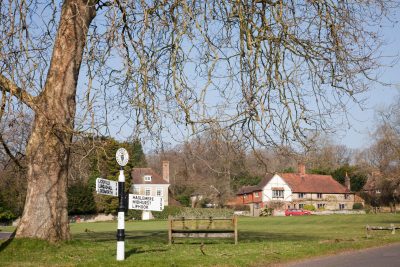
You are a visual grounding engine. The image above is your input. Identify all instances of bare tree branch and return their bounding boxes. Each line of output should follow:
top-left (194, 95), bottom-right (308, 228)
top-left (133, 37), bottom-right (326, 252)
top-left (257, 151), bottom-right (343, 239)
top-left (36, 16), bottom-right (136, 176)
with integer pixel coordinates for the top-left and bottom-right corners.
top-left (0, 133), bottom-right (23, 169)
top-left (0, 74), bottom-right (37, 110)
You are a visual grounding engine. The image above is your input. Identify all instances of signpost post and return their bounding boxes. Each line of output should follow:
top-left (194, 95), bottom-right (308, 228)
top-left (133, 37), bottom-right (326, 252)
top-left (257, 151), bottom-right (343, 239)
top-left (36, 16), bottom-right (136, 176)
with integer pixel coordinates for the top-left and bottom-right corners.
top-left (115, 148), bottom-right (129, 261)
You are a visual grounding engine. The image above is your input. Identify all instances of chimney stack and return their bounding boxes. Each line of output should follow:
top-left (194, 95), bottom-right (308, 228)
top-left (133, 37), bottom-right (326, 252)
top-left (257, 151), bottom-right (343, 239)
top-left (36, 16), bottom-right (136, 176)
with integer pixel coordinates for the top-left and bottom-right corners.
top-left (345, 172), bottom-right (351, 191)
top-left (162, 161), bottom-right (170, 183)
top-left (298, 163), bottom-right (306, 176)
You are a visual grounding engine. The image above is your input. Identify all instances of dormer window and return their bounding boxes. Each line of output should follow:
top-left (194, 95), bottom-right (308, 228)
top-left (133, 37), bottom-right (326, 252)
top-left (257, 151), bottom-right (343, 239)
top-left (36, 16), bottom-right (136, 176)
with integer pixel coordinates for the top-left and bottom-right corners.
top-left (144, 175), bottom-right (152, 182)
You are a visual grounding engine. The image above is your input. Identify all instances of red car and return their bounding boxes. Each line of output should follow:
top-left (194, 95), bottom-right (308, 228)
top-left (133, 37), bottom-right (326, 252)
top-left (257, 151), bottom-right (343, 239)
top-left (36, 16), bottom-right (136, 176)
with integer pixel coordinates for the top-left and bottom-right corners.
top-left (285, 209), bottom-right (312, 216)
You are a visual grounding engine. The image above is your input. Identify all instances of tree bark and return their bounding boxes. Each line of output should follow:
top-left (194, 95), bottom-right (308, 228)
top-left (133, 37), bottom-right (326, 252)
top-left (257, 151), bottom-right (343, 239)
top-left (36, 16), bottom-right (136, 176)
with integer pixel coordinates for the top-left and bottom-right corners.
top-left (16, 0), bottom-right (96, 242)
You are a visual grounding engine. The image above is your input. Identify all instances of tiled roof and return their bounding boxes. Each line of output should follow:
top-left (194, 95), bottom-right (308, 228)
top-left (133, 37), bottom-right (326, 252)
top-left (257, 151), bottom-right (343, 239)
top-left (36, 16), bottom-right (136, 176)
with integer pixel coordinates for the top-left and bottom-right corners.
top-left (131, 168), bottom-right (169, 185)
top-left (237, 185), bottom-right (261, 195)
top-left (236, 173), bottom-right (273, 195)
top-left (278, 173), bottom-right (350, 193)
top-left (258, 173), bottom-right (275, 188)
top-left (236, 172), bottom-right (349, 195)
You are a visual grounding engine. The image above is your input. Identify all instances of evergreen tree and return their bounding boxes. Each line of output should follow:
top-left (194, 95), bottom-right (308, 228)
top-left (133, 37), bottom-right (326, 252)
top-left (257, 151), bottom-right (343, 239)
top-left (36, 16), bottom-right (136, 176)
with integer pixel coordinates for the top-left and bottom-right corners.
top-left (67, 182), bottom-right (96, 215)
top-left (86, 137), bottom-right (147, 214)
top-left (331, 164), bottom-right (367, 192)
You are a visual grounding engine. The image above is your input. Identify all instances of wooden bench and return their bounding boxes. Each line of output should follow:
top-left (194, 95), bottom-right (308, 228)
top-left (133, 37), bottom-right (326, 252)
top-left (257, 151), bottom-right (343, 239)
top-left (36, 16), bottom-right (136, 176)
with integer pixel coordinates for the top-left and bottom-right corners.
top-left (168, 216), bottom-right (238, 245)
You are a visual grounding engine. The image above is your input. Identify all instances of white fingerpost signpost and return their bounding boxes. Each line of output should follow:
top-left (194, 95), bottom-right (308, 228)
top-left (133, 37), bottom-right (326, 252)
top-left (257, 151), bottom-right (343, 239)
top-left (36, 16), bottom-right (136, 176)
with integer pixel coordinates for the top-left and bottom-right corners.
top-left (94, 147), bottom-right (166, 261)
top-left (115, 148), bottom-right (129, 261)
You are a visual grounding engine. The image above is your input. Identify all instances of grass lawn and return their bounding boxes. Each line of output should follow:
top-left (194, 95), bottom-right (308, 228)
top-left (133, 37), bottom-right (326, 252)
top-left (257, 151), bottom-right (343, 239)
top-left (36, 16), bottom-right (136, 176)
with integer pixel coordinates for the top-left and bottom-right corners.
top-left (1, 214), bottom-right (400, 266)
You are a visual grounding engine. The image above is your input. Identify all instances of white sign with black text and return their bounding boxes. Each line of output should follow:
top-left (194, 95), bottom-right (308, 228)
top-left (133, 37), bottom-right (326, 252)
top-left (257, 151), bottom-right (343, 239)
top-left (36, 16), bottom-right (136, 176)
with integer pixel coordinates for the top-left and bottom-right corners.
top-left (96, 178), bottom-right (118, 197)
top-left (128, 194), bottom-right (164, 212)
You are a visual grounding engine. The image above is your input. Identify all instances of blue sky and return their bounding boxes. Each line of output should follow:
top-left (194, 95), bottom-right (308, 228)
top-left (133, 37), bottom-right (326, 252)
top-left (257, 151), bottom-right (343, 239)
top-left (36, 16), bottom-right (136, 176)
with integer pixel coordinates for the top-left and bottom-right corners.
top-left (336, 21), bottom-right (400, 149)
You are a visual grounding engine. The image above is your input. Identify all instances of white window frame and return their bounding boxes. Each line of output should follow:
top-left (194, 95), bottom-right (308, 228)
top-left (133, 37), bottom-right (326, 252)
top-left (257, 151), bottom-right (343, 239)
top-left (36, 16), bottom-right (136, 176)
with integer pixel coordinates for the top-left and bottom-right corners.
top-left (132, 186), bottom-right (140, 194)
top-left (299, 203), bottom-right (305, 209)
top-left (298, 193), bottom-right (305, 198)
top-left (317, 193), bottom-right (323, 199)
top-left (272, 190), bottom-right (284, 199)
top-left (317, 203), bottom-right (325, 209)
top-left (144, 175), bottom-right (152, 182)
top-left (254, 192), bottom-right (259, 197)
top-left (339, 203), bottom-right (345, 210)
top-left (156, 188), bottom-right (163, 197)
top-left (145, 187), bottom-right (151, 196)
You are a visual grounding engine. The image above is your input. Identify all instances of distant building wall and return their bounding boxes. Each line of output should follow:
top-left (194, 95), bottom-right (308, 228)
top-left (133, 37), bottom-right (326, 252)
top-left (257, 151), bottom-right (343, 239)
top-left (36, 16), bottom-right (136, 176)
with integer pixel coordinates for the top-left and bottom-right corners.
top-left (262, 174), bottom-right (293, 202)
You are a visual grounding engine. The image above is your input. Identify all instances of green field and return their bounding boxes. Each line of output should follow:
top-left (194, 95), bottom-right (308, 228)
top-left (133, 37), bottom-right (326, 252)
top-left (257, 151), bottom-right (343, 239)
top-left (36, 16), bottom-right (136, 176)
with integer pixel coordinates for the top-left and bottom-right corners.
top-left (1, 214), bottom-right (400, 266)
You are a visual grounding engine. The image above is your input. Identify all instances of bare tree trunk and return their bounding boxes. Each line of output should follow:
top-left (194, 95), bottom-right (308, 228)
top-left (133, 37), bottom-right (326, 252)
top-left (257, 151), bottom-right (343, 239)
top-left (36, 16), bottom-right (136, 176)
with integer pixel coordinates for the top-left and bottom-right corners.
top-left (16, 0), bottom-right (95, 242)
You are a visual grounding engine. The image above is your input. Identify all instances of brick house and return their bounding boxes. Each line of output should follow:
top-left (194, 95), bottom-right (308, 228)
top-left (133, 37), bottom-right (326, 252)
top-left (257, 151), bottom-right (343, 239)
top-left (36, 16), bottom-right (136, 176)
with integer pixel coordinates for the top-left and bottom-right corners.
top-left (362, 171), bottom-right (383, 196)
top-left (236, 164), bottom-right (356, 213)
top-left (236, 185), bottom-right (263, 208)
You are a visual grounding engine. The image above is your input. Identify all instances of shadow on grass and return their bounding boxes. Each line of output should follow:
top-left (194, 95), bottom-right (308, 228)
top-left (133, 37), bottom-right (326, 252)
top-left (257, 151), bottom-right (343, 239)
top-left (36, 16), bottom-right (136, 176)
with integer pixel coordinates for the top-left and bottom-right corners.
top-left (74, 230), bottom-right (167, 243)
top-left (73, 230), bottom-right (320, 244)
top-left (0, 230), bottom-right (16, 253)
top-left (240, 231), bottom-right (320, 242)
top-left (125, 247), bottom-right (168, 258)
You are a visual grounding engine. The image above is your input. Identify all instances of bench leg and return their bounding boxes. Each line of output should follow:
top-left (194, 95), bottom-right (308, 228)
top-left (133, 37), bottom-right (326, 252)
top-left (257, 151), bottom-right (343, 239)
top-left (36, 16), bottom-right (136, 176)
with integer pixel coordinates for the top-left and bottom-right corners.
top-left (234, 215), bottom-right (238, 245)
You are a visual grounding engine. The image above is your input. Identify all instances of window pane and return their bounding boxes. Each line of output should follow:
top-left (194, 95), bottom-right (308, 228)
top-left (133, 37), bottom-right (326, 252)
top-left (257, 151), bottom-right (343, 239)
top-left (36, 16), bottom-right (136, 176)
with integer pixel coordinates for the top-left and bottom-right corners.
top-left (145, 188), bottom-right (151, 196)
top-left (133, 186), bottom-right (140, 194)
top-left (157, 188), bottom-right (163, 196)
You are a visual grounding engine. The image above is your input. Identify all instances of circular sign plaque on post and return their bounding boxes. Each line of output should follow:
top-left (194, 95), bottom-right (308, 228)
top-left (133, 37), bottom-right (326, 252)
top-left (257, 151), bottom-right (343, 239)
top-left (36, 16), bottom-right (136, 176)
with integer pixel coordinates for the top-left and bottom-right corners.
top-left (116, 148), bottom-right (129, 166)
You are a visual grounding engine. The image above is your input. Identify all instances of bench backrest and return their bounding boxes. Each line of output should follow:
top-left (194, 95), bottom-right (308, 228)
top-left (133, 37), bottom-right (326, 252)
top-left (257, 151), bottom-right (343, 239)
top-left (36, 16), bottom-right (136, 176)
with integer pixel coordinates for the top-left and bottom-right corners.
top-left (169, 216), bottom-right (237, 231)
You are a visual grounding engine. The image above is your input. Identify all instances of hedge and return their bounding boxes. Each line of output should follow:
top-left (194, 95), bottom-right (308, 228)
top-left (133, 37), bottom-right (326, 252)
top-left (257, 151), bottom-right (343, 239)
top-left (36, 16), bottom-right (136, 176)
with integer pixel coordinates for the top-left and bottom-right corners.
top-left (126, 207), bottom-right (235, 220)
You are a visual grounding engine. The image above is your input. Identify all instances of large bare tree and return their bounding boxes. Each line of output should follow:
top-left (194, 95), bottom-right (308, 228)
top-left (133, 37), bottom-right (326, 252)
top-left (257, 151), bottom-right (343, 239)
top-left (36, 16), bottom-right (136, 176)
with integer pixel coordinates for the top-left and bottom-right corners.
top-left (0, 0), bottom-right (397, 242)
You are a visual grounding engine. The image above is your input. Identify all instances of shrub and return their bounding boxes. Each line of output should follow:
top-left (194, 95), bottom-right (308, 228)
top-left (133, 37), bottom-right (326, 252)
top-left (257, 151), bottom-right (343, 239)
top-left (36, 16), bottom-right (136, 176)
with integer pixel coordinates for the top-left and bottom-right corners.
top-left (178, 207), bottom-right (234, 218)
top-left (259, 207), bottom-right (274, 216)
top-left (127, 207), bottom-right (235, 220)
top-left (154, 207), bottom-right (234, 219)
top-left (67, 182), bottom-right (97, 215)
top-left (230, 205), bottom-right (250, 211)
top-left (0, 207), bottom-right (16, 224)
top-left (303, 204), bottom-right (316, 211)
top-left (353, 202), bottom-right (364, 210)
top-left (152, 206), bottom-right (184, 219)
top-left (175, 195), bottom-right (191, 207)
top-left (364, 204), bottom-right (372, 214)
